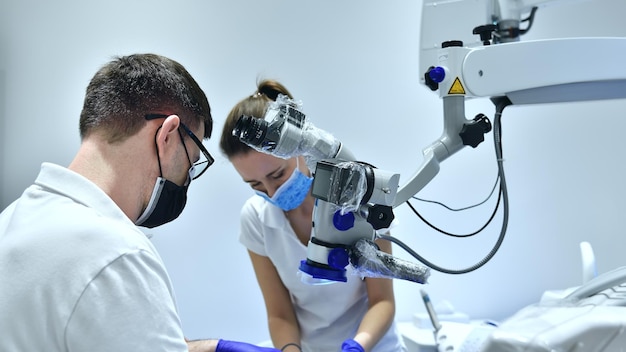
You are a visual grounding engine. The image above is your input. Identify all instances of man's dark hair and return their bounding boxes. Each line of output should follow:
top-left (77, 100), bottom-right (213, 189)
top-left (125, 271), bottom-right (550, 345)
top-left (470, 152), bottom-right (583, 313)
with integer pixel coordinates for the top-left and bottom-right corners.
top-left (80, 53), bottom-right (212, 143)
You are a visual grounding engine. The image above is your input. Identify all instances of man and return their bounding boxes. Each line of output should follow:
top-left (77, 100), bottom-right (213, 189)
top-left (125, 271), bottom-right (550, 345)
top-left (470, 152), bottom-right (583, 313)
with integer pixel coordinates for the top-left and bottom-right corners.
top-left (0, 53), bottom-right (277, 352)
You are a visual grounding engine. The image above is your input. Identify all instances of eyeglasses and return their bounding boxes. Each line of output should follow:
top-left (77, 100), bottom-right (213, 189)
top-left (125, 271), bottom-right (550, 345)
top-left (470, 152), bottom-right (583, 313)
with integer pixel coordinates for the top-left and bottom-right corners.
top-left (145, 114), bottom-right (214, 180)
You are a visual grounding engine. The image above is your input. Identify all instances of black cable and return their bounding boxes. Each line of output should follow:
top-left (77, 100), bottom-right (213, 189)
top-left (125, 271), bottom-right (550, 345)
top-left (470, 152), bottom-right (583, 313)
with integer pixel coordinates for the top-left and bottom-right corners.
top-left (386, 97), bottom-right (512, 275)
top-left (519, 6), bottom-right (539, 35)
top-left (412, 173), bottom-right (500, 211)
top-left (407, 179), bottom-right (501, 238)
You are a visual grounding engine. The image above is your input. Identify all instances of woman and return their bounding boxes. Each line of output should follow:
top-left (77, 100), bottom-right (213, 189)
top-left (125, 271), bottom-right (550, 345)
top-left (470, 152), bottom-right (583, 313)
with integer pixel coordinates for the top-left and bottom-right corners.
top-left (219, 79), bottom-right (407, 352)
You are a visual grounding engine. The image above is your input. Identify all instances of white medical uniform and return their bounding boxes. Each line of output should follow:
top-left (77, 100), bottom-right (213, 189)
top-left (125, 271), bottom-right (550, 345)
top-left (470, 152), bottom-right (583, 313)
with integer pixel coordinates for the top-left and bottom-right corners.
top-left (239, 196), bottom-right (407, 352)
top-left (0, 163), bottom-right (188, 352)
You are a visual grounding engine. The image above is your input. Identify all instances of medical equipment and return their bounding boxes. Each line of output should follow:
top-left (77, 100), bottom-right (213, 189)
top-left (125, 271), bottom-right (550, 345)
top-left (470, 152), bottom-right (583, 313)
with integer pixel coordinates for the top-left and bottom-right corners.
top-left (430, 241), bottom-right (626, 351)
top-left (421, 289), bottom-right (442, 333)
top-left (233, 0), bottom-right (626, 285)
top-left (233, 96), bottom-right (431, 284)
top-left (477, 267), bottom-right (626, 351)
top-left (232, 0), bottom-right (626, 349)
top-left (425, 1), bottom-right (626, 349)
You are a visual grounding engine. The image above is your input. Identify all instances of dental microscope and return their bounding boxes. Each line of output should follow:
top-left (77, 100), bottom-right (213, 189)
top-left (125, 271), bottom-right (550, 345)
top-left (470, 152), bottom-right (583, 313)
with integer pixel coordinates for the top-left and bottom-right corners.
top-left (233, 0), bottom-right (626, 350)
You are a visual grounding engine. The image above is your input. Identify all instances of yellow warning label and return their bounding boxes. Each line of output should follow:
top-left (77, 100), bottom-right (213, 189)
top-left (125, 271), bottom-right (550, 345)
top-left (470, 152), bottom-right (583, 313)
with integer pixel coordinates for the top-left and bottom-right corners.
top-left (448, 77), bottom-right (466, 95)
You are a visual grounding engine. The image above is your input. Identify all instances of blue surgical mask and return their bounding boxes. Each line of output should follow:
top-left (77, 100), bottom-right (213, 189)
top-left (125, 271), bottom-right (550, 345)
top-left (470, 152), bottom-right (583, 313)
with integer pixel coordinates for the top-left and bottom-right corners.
top-left (256, 159), bottom-right (313, 211)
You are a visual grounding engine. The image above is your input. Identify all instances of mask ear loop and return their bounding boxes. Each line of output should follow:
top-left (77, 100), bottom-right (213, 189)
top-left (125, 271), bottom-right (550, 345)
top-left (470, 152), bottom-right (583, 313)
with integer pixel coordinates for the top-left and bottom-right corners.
top-left (295, 156), bottom-right (312, 178)
top-left (154, 126), bottom-right (164, 177)
top-left (295, 156), bottom-right (305, 174)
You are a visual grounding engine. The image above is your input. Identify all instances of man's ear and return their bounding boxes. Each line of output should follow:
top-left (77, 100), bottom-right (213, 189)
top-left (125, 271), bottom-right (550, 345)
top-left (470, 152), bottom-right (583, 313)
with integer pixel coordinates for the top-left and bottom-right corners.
top-left (155, 115), bottom-right (181, 154)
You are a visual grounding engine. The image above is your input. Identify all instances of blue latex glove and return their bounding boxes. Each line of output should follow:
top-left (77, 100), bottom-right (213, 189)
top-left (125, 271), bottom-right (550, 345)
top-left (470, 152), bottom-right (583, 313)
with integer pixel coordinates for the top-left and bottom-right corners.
top-left (341, 339), bottom-right (365, 352)
top-left (216, 339), bottom-right (280, 352)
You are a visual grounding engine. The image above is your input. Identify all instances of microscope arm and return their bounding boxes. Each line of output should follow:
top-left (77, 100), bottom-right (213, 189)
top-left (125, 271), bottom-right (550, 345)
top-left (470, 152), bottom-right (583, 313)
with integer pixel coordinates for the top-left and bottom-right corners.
top-left (432, 37), bottom-right (626, 104)
top-left (392, 150), bottom-right (440, 208)
top-left (397, 37), bottom-right (626, 208)
top-left (393, 96), bottom-right (470, 207)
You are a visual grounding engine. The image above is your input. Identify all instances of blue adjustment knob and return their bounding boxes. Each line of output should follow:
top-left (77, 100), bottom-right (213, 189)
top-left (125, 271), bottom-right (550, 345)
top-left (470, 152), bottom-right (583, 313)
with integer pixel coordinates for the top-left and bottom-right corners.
top-left (428, 66), bottom-right (446, 83)
top-left (328, 248), bottom-right (349, 269)
top-left (333, 210), bottom-right (355, 231)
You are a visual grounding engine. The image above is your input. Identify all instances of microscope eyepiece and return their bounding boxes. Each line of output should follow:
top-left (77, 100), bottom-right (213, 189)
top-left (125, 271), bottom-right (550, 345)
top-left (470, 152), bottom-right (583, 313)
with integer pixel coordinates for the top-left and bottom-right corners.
top-left (233, 115), bottom-right (280, 151)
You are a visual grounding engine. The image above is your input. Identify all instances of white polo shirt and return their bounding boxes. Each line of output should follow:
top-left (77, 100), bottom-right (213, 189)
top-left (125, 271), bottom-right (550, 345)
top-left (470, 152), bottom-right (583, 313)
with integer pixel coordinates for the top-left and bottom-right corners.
top-left (0, 163), bottom-right (188, 352)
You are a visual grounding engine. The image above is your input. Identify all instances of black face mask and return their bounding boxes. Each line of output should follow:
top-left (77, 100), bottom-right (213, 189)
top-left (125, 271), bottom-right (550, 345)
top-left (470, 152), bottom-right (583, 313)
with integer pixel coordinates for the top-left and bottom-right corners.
top-left (135, 177), bottom-right (188, 228)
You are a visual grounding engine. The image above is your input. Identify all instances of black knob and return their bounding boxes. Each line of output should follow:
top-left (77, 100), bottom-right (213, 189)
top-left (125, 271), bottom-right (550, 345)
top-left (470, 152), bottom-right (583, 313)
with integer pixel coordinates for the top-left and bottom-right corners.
top-left (473, 24), bottom-right (497, 45)
top-left (424, 66), bottom-right (439, 91)
top-left (459, 114), bottom-right (492, 148)
top-left (442, 40), bottom-right (464, 48)
top-left (366, 205), bottom-right (395, 230)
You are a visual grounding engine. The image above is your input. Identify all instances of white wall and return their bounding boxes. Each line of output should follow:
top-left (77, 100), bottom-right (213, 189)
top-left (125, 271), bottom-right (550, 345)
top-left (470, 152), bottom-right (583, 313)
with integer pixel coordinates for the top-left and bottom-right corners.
top-left (2, 0), bottom-right (626, 345)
